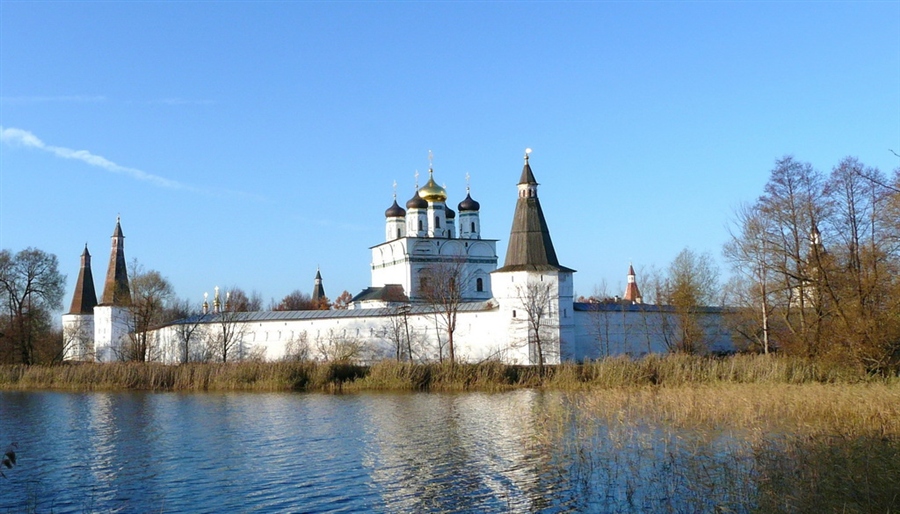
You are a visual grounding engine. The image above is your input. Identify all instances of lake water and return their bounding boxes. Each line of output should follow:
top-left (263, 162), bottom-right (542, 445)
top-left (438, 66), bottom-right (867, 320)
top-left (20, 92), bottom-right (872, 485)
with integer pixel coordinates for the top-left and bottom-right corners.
top-left (0, 389), bottom-right (883, 513)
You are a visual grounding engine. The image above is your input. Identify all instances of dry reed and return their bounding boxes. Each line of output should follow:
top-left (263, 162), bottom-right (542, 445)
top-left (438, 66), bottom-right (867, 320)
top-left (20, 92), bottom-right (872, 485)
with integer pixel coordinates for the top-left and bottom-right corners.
top-left (0, 354), bottom-right (894, 392)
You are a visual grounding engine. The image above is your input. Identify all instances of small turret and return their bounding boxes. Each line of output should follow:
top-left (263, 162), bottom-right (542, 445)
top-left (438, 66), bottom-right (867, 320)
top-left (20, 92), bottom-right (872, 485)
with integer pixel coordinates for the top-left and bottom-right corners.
top-left (623, 264), bottom-right (642, 304)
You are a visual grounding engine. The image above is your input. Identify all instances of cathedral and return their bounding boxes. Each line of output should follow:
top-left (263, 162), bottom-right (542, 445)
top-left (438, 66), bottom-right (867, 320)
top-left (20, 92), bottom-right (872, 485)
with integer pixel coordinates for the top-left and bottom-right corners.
top-left (63, 152), bottom-right (734, 364)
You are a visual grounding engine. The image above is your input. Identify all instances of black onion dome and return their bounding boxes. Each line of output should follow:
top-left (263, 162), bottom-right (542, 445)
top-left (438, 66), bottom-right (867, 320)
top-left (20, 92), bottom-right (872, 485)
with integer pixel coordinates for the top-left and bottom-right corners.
top-left (385, 199), bottom-right (406, 218)
top-left (406, 191), bottom-right (427, 209)
top-left (445, 206), bottom-right (456, 219)
top-left (458, 193), bottom-right (480, 212)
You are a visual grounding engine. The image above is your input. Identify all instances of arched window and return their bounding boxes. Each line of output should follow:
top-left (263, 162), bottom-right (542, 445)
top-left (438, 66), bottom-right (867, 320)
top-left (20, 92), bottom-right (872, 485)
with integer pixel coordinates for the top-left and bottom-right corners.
top-left (435, 216), bottom-right (441, 228)
top-left (397, 228), bottom-right (402, 238)
top-left (476, 278), bottom-right (484, 292)
top-left (418, 219), bottom-right (423, 231)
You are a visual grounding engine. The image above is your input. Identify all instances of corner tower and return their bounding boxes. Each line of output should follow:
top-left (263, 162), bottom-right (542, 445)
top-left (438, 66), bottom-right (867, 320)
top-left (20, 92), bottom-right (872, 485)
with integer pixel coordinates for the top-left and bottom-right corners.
top-left (100, 217), bottom-right (131, 306)
top-left (94, 217), bottom-right (134, 361)
top-left (62, 245), bottom-right (99, 360)
top-left (493, 150), bottom-right (576, 364)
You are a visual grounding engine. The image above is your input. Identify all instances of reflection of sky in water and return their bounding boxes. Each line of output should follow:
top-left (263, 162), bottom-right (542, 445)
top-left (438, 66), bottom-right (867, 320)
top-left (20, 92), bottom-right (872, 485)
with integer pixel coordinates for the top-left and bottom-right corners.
top-left (0, 389), bottom-right (848, 513)
top-left (360, 390), bottom-right (575, 512)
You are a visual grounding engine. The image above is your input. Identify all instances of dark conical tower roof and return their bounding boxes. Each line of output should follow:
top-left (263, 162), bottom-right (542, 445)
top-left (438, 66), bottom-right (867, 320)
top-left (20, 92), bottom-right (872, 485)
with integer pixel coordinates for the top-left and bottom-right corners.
top-left (496, 152), bottom-right (575, 273)
top-left (68, 245), bottom-right (98, 314)
top-left (100, 217), bottom-right (132, 306)
top-left (312, 268), bottom-right (326, 302)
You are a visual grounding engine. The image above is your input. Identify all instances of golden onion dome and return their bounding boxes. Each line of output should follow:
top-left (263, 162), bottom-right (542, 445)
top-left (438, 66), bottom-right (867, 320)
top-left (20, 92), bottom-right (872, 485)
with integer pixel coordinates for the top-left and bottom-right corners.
top-left (417, 169), bottom-right (448, 203)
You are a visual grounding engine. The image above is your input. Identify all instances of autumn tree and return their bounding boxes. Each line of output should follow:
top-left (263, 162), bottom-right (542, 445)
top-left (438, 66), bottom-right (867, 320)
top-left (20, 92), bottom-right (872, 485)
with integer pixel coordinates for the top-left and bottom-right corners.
top-left (0, 248), bottom-right (65, 364)
top-left (727, 156), bottom-right (900, 372)
top-left (658, 248), bottom-right (720, 354)
top-left (332, 290), bottom-right (353, 310)
top-left (273, 290), bottom-right (327, 311)
top-left (226, 288), bottom-right (263, 312)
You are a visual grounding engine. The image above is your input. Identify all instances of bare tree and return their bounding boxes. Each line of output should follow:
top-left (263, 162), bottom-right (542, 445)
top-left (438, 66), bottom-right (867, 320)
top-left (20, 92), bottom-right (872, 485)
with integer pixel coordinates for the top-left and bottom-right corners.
top-left (0, 248), bottom-right (65, 364)
top-left (382, 304), bottom-right (414, 361)
top-left (282, 330), bottom-right (312, 361)
top-left (205, 287), bottom-right (253, 362)
top-left (419, 258), bottom-right (468, 363)
top-left (62, 316), bottom-right (94, 362)
top-left (724, 203), bottom-right (776, 354)
top-left (168, 298), bottom-right (208, 363)
top-left (314, 328), bottom-right (368, 362)
top-left (513, 280), bottom-right (558, 374)
top-left (124, 262), bottom-right (174, 362)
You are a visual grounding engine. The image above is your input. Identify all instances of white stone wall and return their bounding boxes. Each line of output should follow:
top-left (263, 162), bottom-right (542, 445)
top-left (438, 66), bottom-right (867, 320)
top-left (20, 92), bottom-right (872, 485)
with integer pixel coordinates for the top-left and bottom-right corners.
top-left (93, 306), bottom-right (133, 362)
top-left (146, 302), bottom-right (735, 365)
top-left (572, 306), bottom-right (734, 360)
top-left (151, 307), bottom-right (511, 364)
top-left (62, 313), bottom-right (94, 361)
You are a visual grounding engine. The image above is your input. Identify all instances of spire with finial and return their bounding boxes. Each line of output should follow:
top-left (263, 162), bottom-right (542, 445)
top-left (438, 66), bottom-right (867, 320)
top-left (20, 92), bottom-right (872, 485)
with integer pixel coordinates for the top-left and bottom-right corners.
top-left (100, 216), bottom-right (131, 306)
top-left (312, 267), bottom-right (326, 303)
top-left (496, 149), bottom-right (574, 273)
top-left (203, 292), bottom-right (209, 315)
top-left (213, 286), bottom-right (221, 314)
top-left (68, 243), bottom-right (98, 314)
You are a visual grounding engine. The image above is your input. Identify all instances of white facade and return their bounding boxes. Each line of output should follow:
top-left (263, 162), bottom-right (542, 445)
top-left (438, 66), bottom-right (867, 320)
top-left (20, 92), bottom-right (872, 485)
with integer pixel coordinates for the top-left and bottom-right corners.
top-left (70, 156), bottom-right (735, 365)
top-left (370, 238), bottom-right (497, 302)
top-left (62, 313), bottom-right (94, 361)
top-left (92, 305), bottom-right (133, 362)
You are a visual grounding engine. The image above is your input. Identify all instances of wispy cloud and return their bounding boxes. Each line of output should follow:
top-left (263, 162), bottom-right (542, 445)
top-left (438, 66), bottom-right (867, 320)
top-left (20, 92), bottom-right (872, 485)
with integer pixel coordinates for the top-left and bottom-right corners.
top-left (1, 126), bottom-right (265, 201)
top-left (1, 126), bottom-right (186, 189)
top-left (0, 95), bottom-right (107, 104)
top-left (151, 98), bottom-right (216, 106)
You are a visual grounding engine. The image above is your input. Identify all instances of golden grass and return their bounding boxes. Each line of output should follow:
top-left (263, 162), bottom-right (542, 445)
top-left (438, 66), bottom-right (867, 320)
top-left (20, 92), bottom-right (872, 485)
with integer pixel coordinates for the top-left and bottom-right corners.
top-left (532, 383), bottom-right (900, 512)
top-left (0, 354), bottom-right (894, 392)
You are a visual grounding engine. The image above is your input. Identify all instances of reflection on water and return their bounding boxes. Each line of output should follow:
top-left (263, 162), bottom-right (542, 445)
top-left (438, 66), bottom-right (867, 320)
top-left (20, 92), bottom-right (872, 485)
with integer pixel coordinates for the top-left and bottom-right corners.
top-left (1, 389), bottom-right (894, 512)
top-left (2, 391), bottom-right (571, 513)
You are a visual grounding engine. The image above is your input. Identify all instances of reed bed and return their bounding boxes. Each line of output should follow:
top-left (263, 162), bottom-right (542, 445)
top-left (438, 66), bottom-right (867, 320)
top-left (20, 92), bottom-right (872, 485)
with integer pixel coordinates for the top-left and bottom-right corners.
top-left (0, 354), bottom-right (894, 392)
top-left (531, 383), bottom-right (900, 512)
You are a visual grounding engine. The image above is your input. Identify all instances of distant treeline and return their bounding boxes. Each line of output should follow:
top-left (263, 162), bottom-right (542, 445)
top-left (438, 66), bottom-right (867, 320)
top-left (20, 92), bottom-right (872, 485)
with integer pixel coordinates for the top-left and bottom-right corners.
top-left (0, 354), bottom-right (895, 393)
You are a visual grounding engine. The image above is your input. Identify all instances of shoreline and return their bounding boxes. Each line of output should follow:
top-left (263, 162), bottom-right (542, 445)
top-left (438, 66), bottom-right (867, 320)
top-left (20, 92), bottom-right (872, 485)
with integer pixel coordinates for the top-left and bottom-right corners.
top-left (1, 354), bottom-right (896, 393)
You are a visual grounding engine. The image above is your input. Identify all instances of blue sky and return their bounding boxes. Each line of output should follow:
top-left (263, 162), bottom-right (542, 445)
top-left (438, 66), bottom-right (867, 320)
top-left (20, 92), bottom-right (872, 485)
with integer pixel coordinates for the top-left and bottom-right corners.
top-left (2, 1), bottom-right (899, 309)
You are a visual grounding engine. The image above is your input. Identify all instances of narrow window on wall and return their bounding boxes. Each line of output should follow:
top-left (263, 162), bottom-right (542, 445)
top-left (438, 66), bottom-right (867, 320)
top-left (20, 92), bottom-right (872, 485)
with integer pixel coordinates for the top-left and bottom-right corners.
top-left (418, 220), bottom-right (423, 231)
top-left (512, 310), bottom-right (517, 318)
top-left (435, 216), bottom-right (441, 228)
top-left (471, 222), bottom-right (475, 233)
top-left (476, 278), bottom-right (484, 292)
top-left (397, 228), bottom-right (401, 238)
